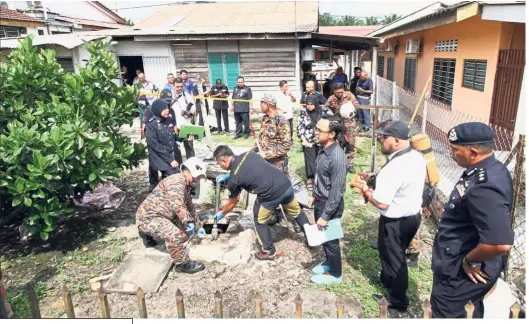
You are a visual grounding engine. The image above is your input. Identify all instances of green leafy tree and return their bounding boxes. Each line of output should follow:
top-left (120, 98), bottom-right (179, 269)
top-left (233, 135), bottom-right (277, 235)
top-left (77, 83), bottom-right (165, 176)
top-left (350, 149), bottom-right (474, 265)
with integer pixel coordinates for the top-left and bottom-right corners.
top-left (319, 12), bottom-right (337, 26)
top-left (339, 15), bottom-right (364, 26)
top-left (364, 16), bottom-right (380, 26)
top-left (381, 14), bottom-right (402, 25)
top-left (0, 36), bottom-right (146, 240)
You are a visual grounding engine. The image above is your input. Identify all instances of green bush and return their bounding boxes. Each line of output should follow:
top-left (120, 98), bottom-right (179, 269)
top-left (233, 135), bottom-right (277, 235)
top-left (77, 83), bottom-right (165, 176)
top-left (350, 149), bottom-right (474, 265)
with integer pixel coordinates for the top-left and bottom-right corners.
top-left (0, 36), bottom-right (146, 240)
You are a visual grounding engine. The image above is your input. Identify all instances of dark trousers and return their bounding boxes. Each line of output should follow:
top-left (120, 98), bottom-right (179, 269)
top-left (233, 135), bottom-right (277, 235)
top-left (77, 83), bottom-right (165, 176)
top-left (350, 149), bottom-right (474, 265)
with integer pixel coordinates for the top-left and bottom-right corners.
top-left (314, 199), bottom-right (344, 278)
top-left (253, 186), bottom-right (309, 255)
top-left (288, 118), bottom-right (293, 141)
top-left (303, 145), bottom-right (320, 179)
top-left (149, 146), bottom-right (182, 191)
top-left (215, 109), bottom-right (229, 132)
top-left (197, 101), bottom-right (209, 126)
top-left (235, 112), bottom-right (250, 136)
top-left (183, 140), bottom-right (195, 159)
top-left (357, 97), bottom-right (371, 128)
top-left (378, 213), bottom-right (421, 308)
top-left (430, 259), bottom-right (501, 318)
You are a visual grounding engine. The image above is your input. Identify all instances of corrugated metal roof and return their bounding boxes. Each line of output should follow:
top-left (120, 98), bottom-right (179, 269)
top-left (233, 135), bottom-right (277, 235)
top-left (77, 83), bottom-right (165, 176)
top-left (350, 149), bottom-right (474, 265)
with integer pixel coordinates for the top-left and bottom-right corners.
top-left (368, 1), bottom-right (471, 36)
top-left (0, 7), bottom-right (43, 23)
top-left (318, 26), bottom-right (381, 37)
top-left (0, 34), bottom-right (106, 49)
top-left (81, 1), bottom-right (318, 37)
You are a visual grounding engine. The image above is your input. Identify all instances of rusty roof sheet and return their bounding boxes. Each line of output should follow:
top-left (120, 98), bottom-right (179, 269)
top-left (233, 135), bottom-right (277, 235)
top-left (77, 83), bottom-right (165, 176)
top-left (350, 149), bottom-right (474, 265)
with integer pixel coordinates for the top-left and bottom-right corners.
top-left (318, 26), bottom-right (382, 37)
top-left (82, 1), bottom-right (318, 36)
top-left (0, 7), bottom-right (43, 23)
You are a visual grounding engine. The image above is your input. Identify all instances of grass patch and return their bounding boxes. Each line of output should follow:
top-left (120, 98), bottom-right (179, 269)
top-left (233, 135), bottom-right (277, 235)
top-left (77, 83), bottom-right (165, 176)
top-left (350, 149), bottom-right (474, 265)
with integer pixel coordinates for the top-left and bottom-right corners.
top-left (308, 137), bottom-right (434, 318)
top-left (6, 282), bottom-right (50, 318)
top-left (210, 133), bottom-right (254, 148)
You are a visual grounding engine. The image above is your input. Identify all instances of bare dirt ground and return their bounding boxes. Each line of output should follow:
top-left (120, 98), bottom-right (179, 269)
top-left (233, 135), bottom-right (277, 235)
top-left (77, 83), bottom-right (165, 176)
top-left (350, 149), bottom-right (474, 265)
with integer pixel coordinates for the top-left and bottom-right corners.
top-left (1, 123), bottom-right (364, 319)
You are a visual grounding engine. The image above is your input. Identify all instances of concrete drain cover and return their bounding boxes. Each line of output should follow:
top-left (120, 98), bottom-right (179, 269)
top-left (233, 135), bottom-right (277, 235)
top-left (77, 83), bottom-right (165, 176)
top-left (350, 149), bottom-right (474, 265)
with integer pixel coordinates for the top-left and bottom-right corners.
top-left (104, 247), bottom-right (173, 294)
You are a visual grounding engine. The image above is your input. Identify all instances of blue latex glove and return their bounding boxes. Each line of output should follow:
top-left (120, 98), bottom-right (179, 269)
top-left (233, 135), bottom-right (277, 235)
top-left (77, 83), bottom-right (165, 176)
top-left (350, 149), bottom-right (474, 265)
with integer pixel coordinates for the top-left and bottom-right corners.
top-left (214, 211), bottom-right (224, 222)
top-left (216, 174), bottom-right (230, 183)
top-left (185, 223), bottom-right (195, 234)
top-left (197, 227), bottom-right (206, 236)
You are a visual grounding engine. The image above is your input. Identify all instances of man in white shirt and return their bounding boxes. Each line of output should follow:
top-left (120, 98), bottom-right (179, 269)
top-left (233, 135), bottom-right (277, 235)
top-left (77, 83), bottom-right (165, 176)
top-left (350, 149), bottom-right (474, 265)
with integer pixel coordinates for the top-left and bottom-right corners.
top-left (171, 77), bottom-right (196, 159)
top-left (351, 120), bottom-right (425, 312)
top-left (277, 80), bottom-right (296, 145)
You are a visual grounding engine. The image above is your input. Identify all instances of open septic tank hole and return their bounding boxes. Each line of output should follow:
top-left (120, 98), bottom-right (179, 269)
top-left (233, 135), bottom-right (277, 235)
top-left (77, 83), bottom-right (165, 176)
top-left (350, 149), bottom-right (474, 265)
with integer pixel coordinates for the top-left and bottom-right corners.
top-left (202, 221), bottom-right (230, 234)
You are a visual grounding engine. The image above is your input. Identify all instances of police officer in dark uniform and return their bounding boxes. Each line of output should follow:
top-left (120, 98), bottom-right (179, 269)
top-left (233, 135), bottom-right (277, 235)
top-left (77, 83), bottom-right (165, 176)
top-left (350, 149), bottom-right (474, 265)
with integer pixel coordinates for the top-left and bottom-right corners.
top-left (431, 122), bottom-right (514, 318)
top-left (231, 76), bottom-right (252, 139)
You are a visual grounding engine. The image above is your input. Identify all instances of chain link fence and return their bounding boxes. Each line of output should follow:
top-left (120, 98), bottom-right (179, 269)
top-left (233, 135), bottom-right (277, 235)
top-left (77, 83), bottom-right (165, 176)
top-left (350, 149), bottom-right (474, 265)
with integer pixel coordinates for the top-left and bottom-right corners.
top-left (374, 75), bottom-right (526, 304)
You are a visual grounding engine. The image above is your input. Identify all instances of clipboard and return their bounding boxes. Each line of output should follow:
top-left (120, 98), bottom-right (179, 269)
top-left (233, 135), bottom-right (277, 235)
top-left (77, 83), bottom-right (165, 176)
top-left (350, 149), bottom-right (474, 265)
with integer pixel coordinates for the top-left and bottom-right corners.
top-left (179, 125), bottom-right (205, 140)
top-left (303, 219), bottom-right (344, 247)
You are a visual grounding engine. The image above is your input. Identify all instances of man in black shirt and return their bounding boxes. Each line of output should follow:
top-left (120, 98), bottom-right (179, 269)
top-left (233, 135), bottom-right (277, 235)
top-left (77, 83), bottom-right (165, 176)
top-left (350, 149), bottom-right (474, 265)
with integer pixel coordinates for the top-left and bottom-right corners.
top-left (209, 79), bottom-right (230, 134)
top-left (231, 76), bottom-right (252, 139)
top-left (214, 145), bottom-right (310, 261)
top-left (349, 67), bottom-right (362, 95)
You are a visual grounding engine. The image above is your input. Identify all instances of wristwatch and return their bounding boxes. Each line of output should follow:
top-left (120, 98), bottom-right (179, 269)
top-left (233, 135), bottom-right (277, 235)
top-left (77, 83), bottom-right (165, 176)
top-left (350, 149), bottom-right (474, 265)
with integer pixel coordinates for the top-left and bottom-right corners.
top-left (464, 256), bottom-right (481, 268)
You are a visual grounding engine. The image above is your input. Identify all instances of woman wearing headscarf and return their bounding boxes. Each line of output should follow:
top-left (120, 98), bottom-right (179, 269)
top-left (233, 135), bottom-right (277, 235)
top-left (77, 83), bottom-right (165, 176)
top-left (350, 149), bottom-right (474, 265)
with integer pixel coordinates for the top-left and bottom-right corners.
top-left (146, 99), bottom-right (180, 180)
top-left (297, 95), bottom-right (333, 195)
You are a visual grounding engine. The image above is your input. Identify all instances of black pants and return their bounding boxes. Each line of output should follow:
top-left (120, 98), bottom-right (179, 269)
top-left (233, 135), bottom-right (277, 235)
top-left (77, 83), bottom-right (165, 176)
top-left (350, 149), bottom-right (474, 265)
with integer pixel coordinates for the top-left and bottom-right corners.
top-left (235, 112), bottom-right (250, 136)
top-left (303, 145), bottom-right (320, 179)
top-left (378, 213), bottom-right (421, 308)
top-left (253, 186), bottom-right (309, 255)
top-left (314, 199), bottom-right (344, 278)
top-left (431, 261), bottom-right (501, 318)
top-left (148, 167), bottom-right (176, 191)
top-left (183, 140), bottom-right (195, 159)
top-left (288, 118), bottom-right (293, 141)
top-left (197, 101), bottom-right (209, 126)
top-left (215, 109), bottom-right (229, 132)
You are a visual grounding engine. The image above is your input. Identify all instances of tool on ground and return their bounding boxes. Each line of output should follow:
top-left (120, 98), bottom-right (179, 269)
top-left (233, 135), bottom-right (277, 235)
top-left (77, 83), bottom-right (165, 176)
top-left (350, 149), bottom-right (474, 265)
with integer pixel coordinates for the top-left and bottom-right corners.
top-left (211, 178), bottom-right (226, 240)
top-left (248, 122), bottom-right (291, 229)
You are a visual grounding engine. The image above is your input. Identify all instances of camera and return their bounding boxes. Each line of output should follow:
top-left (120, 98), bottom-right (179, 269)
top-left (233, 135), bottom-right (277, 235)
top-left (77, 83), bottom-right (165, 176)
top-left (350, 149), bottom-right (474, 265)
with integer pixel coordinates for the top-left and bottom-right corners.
top-left (366, 173), bottom-right (378, 190)
top-left (181, 102), bottom-right (194, 119)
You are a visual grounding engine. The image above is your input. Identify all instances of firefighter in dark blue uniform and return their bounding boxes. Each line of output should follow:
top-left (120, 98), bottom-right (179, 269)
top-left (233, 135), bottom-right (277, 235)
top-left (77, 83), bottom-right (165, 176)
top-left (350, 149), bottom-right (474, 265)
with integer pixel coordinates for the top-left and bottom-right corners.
top-left (431, 122), bottom-right (514, 318)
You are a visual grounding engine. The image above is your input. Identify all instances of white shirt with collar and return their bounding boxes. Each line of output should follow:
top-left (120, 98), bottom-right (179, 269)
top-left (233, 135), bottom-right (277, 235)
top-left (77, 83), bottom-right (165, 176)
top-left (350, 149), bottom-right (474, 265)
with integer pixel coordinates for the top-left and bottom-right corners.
top-left (171, 90), bottom-right (194, 127)
top-left (277, 90), bottom-right (294, 120)
top-left (372, 147), bottom-right (426, 218)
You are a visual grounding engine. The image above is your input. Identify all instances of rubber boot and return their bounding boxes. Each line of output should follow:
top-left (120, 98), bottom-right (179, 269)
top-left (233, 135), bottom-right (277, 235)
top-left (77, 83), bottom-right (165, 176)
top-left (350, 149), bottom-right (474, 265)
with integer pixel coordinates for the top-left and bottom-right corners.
top-left (175, 260), bottom-right (205, 274)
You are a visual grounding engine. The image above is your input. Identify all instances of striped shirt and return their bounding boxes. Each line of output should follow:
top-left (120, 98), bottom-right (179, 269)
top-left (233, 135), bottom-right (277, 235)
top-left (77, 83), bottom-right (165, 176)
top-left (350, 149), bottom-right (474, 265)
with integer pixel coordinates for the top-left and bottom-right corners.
top-left (313, 143), bottom-right (348, 221)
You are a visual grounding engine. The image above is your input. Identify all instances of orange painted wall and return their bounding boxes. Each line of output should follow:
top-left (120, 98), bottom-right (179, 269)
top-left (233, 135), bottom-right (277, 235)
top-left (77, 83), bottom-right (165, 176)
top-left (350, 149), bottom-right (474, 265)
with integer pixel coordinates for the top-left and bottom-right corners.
top-left (377, 15), bottom-right (515, 122)
top-left (499, 22), bottom-right (526, 50)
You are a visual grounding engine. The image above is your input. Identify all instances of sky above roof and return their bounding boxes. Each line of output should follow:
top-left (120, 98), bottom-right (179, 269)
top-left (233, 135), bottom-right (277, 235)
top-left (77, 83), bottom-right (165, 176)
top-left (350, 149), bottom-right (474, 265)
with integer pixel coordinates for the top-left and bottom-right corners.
top-left (101, 0), bottom-right (463, 23)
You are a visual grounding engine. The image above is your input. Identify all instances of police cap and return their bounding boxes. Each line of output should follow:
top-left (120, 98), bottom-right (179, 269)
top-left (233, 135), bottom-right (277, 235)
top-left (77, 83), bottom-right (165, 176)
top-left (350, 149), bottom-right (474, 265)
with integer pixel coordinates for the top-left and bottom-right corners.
top-left (447, 122), bottom-right (494, 145)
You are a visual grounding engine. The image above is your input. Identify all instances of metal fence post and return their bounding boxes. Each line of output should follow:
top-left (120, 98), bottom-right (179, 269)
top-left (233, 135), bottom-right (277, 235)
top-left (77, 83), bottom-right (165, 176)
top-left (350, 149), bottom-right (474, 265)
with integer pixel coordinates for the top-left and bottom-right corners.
top-left (294, 294), bottom-right (303, 318)
top-left (253, 293), bottom-right (263, 318)
top-left (336, 296), bottom-right (344, 318)
top-left (391, 81), bottom-right (398, 120)
top-left (214, 291), bottom-right (223, 318)
top-left (62, 286), bottom-right (75, 319)
top-left (175, 289), bottom-right (185, 319)
top-left (27, 283), bottom-right (42, 319)
top-left (137, 287), bottom-right (148, 318)
top-left (422, 92), bottom-right (429, 133)
top-left (98, 287), bottom-right (111, 319)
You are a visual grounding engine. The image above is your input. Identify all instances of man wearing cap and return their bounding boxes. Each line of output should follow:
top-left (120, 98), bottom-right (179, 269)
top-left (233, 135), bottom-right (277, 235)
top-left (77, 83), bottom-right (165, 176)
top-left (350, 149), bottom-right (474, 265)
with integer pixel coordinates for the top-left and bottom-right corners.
top-left (350, 120), bottom-right (425, 312)
top-left (136, 157), bottom-right (208, 274)
top-left (253, 92), bottom-right (292, 172)
top-left (430, 122), bottom-right (513, 318)
top-left (325, 83), bottom-right (359, 173)
top-left (213, 145), bottom-right (310, 261)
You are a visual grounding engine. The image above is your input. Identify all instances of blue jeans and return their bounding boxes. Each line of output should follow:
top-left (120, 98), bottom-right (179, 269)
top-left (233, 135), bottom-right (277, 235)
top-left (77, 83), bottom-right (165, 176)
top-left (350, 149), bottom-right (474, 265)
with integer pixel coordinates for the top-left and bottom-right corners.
top-left (357, 97), bottom-right (371, 129)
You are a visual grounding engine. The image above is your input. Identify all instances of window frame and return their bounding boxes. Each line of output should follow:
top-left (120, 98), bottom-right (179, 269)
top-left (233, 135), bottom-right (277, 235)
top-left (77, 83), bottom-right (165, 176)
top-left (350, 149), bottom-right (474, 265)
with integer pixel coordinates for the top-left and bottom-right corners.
top-left (386, 57), bottom-right (395, 81)
top-left (403, 57), bottom-right (417, 91)
top-left (462, 59), bottom-right (487, 92)
top-left (377, 55), bottom-right (385, 77)
top-left (431, 58), bottom-right (456, 105)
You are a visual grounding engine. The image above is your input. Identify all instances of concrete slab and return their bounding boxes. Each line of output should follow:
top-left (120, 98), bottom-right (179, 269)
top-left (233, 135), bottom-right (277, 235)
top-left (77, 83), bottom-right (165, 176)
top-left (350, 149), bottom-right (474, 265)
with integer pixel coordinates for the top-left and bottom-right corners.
top-left (104, 249), bottom-right (173, 294)
top-left (188, 229), bottom-right (255, 266)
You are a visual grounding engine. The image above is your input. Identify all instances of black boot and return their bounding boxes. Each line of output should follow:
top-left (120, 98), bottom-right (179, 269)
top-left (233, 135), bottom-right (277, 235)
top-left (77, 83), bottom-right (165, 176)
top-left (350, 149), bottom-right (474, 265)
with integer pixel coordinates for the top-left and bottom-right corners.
top-left (139, 231), bottom-right (157, 248)
top-left (175, 261), bottom-right (205, 274)
top-left (406, 252), bottom-right (419, 267)
top-left (347, 166), bottom-right (356, 174)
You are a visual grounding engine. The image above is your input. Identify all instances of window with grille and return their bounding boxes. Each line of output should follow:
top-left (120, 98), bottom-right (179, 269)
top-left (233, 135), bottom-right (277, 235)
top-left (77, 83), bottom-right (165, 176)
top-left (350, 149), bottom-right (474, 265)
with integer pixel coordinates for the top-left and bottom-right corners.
top-left (0, 26), bottom-right (26, 38)
top-left (404, 57), bottom-right (417, 91)
top-left (463, 60), bottom-right (487, 91)
top-left (56, 58), bottom-right (75, 73)
top-left (387, 57), bottom-right (395, 81)
top-left (432, 58), bottom-right (456, 105)
top-left (435, 40), bottom-right (458, 52)
top-left (377, 56), bottom-right (384, 77)
top-left (208, 53), bottom-right (240, 89)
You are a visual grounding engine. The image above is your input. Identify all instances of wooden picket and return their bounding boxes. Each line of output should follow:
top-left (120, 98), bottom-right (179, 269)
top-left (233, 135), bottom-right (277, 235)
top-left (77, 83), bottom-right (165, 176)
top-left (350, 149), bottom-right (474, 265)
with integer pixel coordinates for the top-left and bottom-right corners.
top-left (1, 281), bottom-right (524, 319)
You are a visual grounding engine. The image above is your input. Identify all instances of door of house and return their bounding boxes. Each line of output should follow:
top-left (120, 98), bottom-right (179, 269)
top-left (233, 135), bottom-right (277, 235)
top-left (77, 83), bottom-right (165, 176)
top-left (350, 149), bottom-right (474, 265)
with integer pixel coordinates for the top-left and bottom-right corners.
top-left (142, 56), bottom-right (172, 90)
top-left (490, 49), bottom-right (525, 136)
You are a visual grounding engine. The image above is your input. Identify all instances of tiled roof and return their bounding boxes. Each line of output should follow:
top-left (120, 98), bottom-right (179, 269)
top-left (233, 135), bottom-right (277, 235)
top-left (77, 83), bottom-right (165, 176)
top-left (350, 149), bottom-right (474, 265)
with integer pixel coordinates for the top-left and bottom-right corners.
top-left (0, 7), bottom-right (42, 23)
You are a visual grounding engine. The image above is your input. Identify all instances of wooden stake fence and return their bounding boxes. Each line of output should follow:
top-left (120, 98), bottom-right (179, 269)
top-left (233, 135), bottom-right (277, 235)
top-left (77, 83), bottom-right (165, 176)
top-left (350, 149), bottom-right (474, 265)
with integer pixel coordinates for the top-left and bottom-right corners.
top-left (1, 281), bottom-right (524, 319)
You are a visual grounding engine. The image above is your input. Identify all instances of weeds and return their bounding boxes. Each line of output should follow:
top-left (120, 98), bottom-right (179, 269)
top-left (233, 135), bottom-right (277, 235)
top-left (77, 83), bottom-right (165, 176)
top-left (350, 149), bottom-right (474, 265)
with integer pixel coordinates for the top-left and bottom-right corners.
top-left (5, 282), bottom-right (49, 318)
